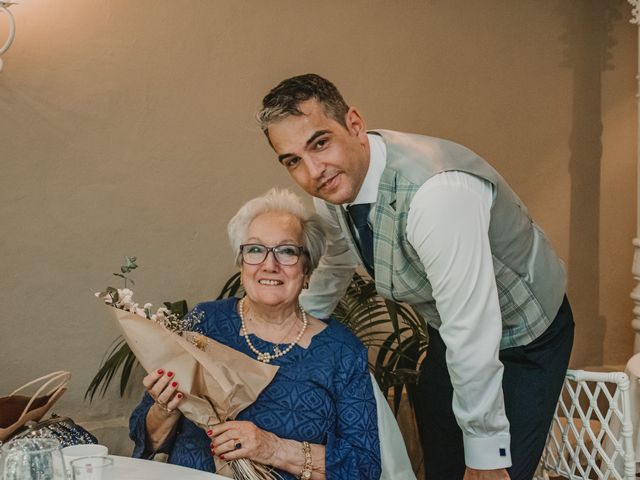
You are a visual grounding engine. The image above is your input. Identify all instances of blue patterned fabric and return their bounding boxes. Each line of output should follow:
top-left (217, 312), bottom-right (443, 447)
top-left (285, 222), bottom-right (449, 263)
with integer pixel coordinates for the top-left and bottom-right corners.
top-left (129, 297), bottom-right (381, 479)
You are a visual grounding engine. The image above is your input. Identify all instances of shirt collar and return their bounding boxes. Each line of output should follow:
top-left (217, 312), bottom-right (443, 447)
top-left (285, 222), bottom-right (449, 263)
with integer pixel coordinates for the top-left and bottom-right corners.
top-left (345, 133), bottom-right (386, 208)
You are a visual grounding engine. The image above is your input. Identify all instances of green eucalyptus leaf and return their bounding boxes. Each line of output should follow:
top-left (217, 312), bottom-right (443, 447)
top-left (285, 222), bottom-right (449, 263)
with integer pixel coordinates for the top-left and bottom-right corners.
top-left (123, 256), bottom-right (138, 270)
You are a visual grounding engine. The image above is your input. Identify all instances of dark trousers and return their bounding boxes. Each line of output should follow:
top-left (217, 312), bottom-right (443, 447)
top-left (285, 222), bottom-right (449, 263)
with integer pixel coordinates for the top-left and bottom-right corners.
top-left (414, 296), bottom-right (574, 480)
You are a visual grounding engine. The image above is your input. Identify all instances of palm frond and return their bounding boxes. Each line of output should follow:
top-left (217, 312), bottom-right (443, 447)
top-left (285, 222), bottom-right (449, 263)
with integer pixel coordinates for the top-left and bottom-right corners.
top-left (85, 337), bottom-right (137, 402)
top-left (119, 345), bottom-right (139, 396)
top-left (217, 272), bottom-right (243, 299)
top-left (332, 272), bottom-right (428, 405)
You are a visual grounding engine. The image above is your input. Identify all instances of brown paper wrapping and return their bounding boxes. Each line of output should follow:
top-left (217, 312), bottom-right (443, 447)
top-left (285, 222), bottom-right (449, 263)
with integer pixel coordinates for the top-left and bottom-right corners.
top-left (110, 307), bottom-right (279, 427)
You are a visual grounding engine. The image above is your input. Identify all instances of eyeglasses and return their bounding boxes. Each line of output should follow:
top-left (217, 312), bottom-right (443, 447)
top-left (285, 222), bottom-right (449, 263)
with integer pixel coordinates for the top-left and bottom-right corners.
top-left (239, 243), bottom-right (307, 266)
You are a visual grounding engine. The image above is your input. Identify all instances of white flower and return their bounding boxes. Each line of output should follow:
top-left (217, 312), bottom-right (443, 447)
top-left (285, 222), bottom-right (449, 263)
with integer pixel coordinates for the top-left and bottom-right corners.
top-left (97, 287), bottom-right (185, 325)
top-left (118, 288), bottom-right (134, 306)
top-left (142, 303), bottom-right (153, 319)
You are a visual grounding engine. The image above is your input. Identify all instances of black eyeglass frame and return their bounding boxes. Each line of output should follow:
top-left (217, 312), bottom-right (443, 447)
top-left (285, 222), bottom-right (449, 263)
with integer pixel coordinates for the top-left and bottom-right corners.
top-left (239, 243), bottom-right (308, 266)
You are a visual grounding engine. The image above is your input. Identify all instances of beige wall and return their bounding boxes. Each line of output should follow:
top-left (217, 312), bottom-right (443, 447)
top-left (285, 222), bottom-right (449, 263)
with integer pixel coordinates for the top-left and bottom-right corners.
top-left (0, 0), bottom-right (636, 453)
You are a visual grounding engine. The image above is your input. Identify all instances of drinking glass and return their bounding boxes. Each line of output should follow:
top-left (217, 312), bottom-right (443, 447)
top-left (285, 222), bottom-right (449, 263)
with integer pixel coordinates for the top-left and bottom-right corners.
top-left (61, 444), bottom-right (108, 474)
top-left (70, 457), bottom-right (113, 480)
top-left (1, 437), bottom-right (67, 479)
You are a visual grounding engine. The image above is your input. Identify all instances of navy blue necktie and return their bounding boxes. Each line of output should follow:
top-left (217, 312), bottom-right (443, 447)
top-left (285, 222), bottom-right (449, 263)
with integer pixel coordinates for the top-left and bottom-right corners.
top-left (347, 203), bottom-right (375, 277)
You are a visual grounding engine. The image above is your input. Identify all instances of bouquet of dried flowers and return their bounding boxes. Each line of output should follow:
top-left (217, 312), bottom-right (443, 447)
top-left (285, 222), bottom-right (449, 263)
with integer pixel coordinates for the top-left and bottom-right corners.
top-left (94, 257), bottom-right (280, 480)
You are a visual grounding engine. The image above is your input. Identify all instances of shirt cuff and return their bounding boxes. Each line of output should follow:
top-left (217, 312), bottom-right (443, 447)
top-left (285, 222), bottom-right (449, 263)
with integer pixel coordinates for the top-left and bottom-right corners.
top-left (463, 433), bottom-right (512, 470)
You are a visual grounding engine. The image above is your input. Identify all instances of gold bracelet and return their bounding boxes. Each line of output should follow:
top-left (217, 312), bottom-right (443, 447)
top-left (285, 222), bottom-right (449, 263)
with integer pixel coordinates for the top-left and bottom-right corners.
top-left (298, 441), bottom-right (312, 480)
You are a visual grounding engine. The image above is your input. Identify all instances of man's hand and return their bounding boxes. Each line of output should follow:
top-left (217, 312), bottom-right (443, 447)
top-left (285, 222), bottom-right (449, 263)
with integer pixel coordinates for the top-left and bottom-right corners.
top-left (464, 467), bottom-right (510, 479)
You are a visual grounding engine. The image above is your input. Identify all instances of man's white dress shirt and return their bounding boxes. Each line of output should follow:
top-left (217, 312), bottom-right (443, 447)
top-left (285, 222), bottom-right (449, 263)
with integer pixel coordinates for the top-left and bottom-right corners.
top-left (302, 134), bottom-right (511, 469)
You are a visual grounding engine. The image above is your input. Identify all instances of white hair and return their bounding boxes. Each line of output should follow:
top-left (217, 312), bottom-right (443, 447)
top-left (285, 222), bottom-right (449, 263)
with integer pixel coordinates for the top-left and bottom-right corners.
top-left (227, 188), bottom-right (327, 274)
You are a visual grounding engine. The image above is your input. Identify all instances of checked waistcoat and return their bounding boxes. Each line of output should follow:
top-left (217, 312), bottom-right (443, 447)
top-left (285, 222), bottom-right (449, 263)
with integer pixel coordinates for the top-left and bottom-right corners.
top-left (325, 130), bottom-right (566, 349)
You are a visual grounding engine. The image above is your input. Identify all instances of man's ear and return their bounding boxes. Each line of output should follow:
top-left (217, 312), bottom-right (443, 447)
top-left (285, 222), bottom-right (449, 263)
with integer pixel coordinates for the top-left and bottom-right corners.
top-left (345, 106), bottom-right (367, 139)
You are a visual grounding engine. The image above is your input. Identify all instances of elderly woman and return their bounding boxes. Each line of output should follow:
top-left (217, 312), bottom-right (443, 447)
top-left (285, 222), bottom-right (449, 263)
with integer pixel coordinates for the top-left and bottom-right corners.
top-left (129, 189), bottom-right (381, 479)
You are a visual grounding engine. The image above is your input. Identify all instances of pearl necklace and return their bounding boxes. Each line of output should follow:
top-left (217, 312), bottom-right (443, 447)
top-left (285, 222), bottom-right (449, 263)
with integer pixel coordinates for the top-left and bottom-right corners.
top-left (238, 297), bottom-right (308, 363)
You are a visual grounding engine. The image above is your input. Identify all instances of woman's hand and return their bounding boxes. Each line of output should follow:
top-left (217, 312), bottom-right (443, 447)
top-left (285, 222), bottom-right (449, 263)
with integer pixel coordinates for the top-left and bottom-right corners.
top-left (143, 368), bottom-right (184, 415)
top-left (207, 420), bottom-right (279, 466)
top-left (143, 368), bottom-right (185, 451)
top-left (208, 422), bottom-right (327, 478)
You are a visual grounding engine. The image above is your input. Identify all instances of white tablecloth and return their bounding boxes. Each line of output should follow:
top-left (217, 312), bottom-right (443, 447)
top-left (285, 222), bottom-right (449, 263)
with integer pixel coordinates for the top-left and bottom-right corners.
top-left (110, 455), bottom-right (225, 479)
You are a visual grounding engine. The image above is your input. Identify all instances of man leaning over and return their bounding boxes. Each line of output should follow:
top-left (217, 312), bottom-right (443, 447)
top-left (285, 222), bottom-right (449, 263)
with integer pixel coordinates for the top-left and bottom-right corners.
top-left (256, 73), bottom-right (574, 480)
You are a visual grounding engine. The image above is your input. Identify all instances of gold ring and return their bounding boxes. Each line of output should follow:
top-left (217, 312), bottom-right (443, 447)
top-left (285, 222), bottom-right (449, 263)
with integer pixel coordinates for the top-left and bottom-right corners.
top-left (155, 401), bottom-right (177, 417)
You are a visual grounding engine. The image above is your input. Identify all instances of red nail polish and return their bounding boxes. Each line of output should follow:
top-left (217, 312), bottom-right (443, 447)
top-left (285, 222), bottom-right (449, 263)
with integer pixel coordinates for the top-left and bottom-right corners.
top-left (167, 371), bottom-right (174, 378)
top-left (171, 381), bottom-right (178, 388)
top-left (207, 429), bottom-right (213, 436)
top-left (220, 455), bottom-right (225, 460)
top-left (157, 369), bottom-right (164, 374)
top-left (177, 393), bottom-right (183, 398)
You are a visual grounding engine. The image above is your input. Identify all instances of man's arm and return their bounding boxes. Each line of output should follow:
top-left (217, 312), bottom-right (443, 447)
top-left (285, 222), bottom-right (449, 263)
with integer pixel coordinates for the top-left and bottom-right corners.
top-left (407, 171), bottom-right (511, 471)
top-left (299, 197), bottom-right (359, 318)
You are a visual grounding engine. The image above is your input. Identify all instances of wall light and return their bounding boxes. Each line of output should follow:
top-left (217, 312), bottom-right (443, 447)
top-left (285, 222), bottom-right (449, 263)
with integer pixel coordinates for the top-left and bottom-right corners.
top-left (0, 2), bottom-right (16, 72)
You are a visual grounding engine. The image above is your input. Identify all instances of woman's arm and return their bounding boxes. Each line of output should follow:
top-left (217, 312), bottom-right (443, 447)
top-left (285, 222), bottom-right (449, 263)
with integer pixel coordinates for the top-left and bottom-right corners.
top-left (322, 346), bottom-right (381, 479)
top-left (130, 368), bottom-right (185, 456)
top-left (144, 400), bottom-right (181, 451)
top-left (144, 368), bottom-right (184, 449)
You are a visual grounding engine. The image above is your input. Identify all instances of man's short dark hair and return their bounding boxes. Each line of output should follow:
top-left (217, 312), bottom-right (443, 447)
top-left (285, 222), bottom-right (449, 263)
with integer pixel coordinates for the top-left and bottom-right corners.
top-left (257, 74), bottom-right (349, 135)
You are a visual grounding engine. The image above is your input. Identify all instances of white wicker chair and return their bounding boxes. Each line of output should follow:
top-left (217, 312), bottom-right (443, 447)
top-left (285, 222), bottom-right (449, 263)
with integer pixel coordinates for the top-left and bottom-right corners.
top-left (536, 369), bottom-right (635, 480)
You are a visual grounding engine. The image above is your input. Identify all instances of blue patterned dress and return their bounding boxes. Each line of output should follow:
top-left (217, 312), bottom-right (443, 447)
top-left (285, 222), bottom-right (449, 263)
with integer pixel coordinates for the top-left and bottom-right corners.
top-left (129, 297), bottom-right (381, 479)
